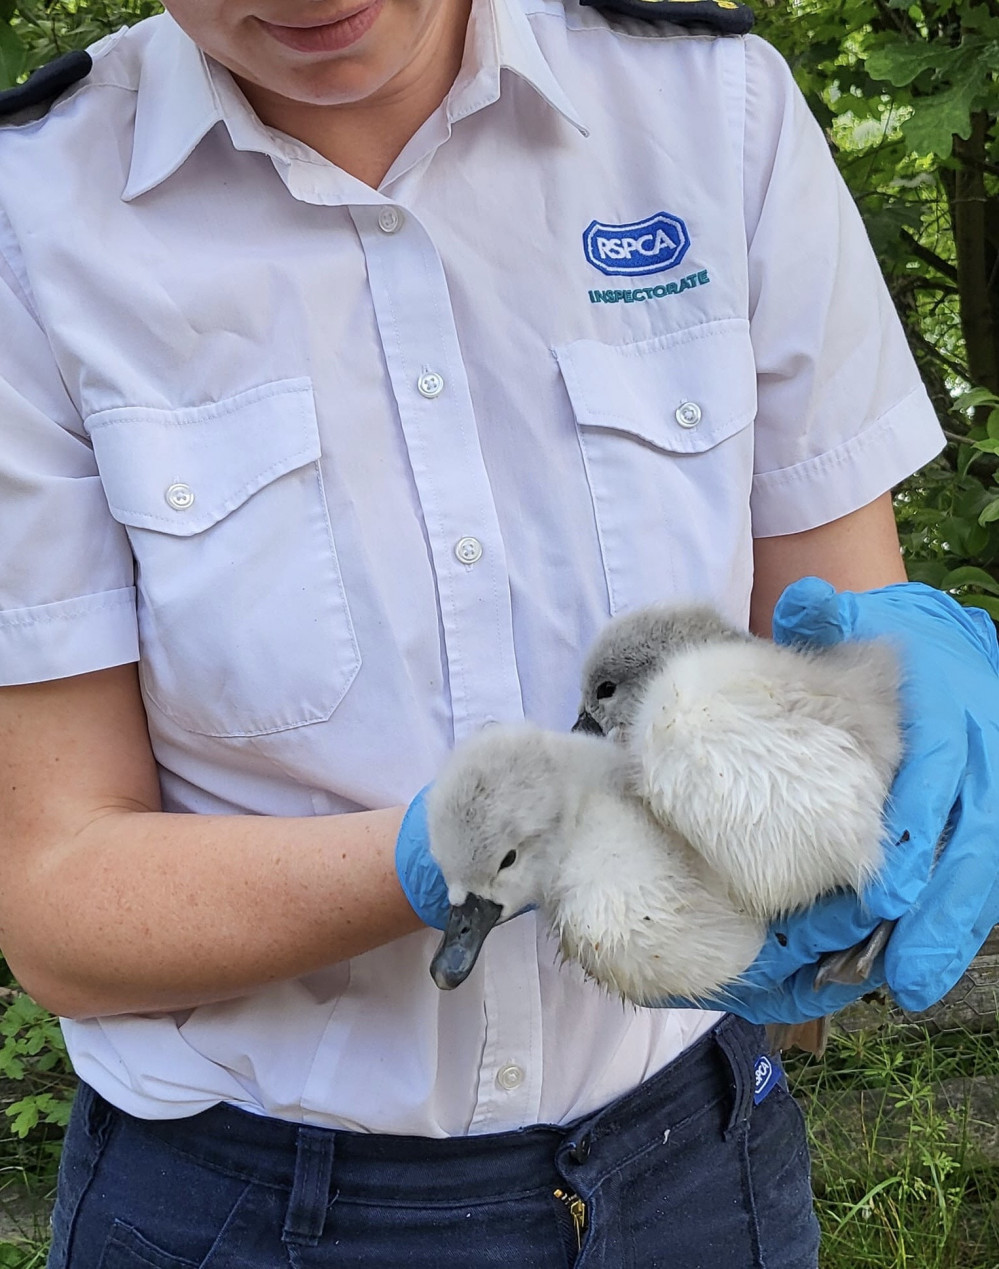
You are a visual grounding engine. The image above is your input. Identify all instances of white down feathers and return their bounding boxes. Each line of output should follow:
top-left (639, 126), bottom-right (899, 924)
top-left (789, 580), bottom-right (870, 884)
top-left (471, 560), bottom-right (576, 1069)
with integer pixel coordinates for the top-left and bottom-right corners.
top-left (629, 636), bottom-right (902, 919)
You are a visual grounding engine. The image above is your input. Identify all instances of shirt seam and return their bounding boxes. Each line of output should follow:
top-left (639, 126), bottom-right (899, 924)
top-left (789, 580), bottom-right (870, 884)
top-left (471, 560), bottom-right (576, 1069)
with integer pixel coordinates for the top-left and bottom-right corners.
top-left (87, 377), bottom-right (313, 429)
top-left (0, 590), bottom-right (134, 629)
top-left (752, 386), bottom-right (931, 489)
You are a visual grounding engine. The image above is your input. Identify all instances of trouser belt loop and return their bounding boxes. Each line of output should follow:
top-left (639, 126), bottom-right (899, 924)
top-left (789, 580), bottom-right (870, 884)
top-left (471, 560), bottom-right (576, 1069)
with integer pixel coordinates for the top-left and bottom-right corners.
top-left (281, 1126), bottom-right (336, 1247)
top-left (714, 1017), bottom-right (756, 1140)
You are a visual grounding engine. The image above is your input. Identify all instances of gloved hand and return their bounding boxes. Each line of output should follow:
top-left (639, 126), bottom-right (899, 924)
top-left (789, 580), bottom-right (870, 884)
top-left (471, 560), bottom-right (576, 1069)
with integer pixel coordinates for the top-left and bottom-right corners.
top-left (676, 576), bottom-right (999, 1023)
top-left (395, 785), bottom-right (451, 931)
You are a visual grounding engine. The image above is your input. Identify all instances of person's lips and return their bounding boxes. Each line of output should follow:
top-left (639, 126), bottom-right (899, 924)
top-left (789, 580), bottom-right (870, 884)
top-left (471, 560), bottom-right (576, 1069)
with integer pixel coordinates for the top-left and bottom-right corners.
top-left (257, 1), bottom-right (385, 53)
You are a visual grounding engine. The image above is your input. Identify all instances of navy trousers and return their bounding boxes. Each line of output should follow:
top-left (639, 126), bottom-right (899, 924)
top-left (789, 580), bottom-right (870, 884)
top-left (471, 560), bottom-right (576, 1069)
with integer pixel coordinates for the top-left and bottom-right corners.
top-left (48, 1015), bottom-right (820, 1268)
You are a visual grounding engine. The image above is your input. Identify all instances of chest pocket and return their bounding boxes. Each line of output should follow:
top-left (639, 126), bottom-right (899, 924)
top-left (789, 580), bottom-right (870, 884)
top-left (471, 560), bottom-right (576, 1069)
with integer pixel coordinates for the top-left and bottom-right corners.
top-left (554, 319), bottom-right (758, 616)
top-left (86, 379), bottom-right (360, 738)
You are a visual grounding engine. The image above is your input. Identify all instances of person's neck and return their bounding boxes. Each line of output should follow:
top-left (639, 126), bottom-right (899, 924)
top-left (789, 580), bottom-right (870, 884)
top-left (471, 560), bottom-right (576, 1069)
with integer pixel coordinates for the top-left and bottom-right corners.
top-left (237, 0), bottom-right (471, 188)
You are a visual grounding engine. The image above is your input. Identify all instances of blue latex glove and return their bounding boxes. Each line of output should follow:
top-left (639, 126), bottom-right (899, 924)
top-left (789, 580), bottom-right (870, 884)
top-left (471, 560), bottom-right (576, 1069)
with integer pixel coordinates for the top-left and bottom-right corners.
top-left (674, 576), bottom-right (999, 1023)
top-left (395, 785), bottom-right (451, 931)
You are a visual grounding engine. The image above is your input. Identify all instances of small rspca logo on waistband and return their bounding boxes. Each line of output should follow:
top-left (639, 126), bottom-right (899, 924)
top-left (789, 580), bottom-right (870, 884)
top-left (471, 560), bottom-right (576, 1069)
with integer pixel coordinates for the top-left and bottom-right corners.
top-left (753, 1054), bottom-right (783, 1105)
top-left (583, 213), bottom-right (690, 277)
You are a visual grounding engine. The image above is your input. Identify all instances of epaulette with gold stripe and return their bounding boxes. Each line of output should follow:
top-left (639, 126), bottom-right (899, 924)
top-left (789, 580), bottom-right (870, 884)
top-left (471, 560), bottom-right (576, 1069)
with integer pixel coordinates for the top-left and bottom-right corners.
top-left (581, 0), bottom-right (754, 35)
top-left (0, 50), bottom-right (92, 120)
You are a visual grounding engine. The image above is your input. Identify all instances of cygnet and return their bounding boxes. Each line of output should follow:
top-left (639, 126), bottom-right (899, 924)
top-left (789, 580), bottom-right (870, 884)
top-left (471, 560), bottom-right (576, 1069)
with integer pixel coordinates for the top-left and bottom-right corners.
top-left (574, 603), bottom-right (903, 1052)
top-left (575, 604), bottom-right (902, 925)
top-left (427, 725), bottom-right (767, 1005)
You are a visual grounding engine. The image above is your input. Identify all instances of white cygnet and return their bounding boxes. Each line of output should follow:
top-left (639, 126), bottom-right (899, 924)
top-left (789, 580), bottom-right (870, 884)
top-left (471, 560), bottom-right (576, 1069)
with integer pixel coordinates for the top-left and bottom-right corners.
top-left (575, 604), bottom-right (903, 925)
top-left (427, 725), bottom-right (766, 1005)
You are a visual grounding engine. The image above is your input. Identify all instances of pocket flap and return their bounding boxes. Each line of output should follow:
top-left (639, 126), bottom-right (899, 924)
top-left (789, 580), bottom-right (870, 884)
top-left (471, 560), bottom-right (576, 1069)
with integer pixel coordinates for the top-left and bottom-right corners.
top-left (86, 378), bottom-right (321, 536)
top-left (554, 319), bottom-right (756, 453)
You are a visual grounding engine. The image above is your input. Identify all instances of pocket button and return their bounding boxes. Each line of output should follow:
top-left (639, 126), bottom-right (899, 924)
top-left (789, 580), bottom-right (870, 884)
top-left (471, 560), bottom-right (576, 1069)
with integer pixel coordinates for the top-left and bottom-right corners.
top-left (674, 401), bottom-right (702, 429)
top-left (165, 482), bottom-right (195, 510)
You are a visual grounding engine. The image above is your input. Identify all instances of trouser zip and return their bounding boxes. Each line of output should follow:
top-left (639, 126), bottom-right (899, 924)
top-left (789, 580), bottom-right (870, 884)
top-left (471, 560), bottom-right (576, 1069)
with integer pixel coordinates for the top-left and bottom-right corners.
top-left (554, 1187), bottom-right (587, 1256)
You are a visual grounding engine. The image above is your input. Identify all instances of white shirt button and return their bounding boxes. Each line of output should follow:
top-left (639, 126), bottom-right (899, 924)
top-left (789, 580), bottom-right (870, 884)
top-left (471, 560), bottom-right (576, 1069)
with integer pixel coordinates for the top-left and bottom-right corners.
top-left (417, 371), bottom-right (445, 399)
top-left (496, 1064), bottom-right (524, 1091)
top-left (675, 401), bottom-right (702, 428)
top-left (165, 482), bottom-right (195, 510)
top-left (378, 206), bottom-right (403, 234)
top-left (455, 536), bottom-right (483, 564)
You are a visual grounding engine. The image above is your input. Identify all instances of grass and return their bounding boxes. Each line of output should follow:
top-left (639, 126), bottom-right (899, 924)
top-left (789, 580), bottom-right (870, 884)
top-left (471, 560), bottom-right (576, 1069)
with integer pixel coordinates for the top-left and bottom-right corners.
top-left (786, 1018), bottom-right (999, 1268)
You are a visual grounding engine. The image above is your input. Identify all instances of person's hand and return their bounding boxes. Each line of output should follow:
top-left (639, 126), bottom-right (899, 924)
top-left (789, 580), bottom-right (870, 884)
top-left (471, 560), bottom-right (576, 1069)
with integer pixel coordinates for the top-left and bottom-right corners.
top-left (395, 785), bottom-right (451, 931)
top-left (665, 576), bottom-right (999, 1024)
top-left (664, 889), bottom-right (889, 1025)
top-left (771, 576), bottom-right (999, 1012)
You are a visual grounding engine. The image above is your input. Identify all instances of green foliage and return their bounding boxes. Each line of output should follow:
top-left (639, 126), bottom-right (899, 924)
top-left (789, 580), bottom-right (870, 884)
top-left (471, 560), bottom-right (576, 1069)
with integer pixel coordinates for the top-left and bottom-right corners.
top-left (0, 1246), bottom-right (47, 1269)
top-left (0, 954), bottom-right (73, 1268)
top-left (757, 0), bottom-right (999, 618)
top-left (0, 986), bottom-right (73, 1144)
top-left (0, 0), bottom-right (161, 87)
top-left (788, 1024), bottom-right (999, 1267)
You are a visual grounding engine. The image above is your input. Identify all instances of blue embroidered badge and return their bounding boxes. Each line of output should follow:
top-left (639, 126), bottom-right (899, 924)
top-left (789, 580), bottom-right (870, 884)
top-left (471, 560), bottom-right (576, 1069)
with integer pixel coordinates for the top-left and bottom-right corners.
top-left (583, 213), bottom-right (690, 277)
top-left (753, 1054), bottom-right (783, 1105)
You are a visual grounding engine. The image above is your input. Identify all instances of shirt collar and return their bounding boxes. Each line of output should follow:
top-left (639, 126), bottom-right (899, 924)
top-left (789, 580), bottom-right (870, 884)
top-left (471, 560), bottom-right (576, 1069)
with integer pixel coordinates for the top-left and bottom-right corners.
top-left (449, 0), bottom-right (587, 133)
top-left (123, 0), bottom-right (585, 202)
top-left (123, 14), bottom-right (222, 201)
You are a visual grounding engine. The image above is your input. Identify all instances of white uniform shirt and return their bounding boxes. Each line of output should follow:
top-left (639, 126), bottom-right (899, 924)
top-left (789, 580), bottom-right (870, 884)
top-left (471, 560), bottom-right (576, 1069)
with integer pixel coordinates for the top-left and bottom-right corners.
top-left (0, 0), bottom-right (943, 1134)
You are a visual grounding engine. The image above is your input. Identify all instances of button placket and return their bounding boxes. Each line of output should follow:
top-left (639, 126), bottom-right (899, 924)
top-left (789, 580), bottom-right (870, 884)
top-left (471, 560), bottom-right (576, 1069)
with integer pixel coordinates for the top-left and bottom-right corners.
top-left (351, 204), bottom-right (523, 741)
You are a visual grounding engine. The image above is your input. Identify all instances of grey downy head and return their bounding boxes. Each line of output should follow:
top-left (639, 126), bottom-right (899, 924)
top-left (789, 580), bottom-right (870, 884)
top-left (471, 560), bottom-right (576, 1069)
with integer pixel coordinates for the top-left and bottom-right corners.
top-left (427, 726), bottom-right (584, 990)
top-left (574, 604), bottom-right (747, 739)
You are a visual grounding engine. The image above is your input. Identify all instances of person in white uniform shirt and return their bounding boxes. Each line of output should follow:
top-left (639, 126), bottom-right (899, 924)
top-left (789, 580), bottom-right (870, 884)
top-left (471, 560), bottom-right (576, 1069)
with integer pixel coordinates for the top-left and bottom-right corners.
top-left (3, 0), bottom-right (998, 1263)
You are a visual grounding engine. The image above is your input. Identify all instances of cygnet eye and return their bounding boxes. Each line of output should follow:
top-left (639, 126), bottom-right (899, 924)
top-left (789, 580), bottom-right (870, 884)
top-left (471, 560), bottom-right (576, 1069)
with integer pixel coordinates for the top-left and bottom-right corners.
top-left (498, 850), bottom-right (517, 871)
top-left (595, 681), bottom-right (617, 700)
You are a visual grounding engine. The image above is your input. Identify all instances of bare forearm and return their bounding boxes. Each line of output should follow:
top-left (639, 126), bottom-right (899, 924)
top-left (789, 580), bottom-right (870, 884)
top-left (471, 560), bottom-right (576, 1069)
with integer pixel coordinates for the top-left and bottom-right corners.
top-left (4, 804), bottom-right (417, 1019)
top-left (750, 493), bottom-right (907, 635)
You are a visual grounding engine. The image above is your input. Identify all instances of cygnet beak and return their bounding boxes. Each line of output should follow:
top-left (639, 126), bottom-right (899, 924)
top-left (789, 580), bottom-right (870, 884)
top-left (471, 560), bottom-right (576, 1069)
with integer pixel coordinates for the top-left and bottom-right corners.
top-left (430, 894), bottom-right (504, 990)
top-left (572, 709), bottom-right (603, 736)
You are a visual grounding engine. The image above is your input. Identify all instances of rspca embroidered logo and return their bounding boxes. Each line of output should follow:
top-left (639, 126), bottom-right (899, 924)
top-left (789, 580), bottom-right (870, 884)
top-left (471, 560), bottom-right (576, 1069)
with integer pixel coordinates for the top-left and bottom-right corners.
top-left (753, 1054), bottom-right (783, 1105)
top-left (583, 213), bottom-right (690, 277)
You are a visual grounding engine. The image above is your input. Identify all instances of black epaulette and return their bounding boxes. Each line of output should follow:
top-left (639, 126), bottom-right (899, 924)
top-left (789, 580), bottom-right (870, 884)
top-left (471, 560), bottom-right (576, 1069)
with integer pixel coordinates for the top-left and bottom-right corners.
top-left (0, 49), bottom-right (93, 120)
top-left (581, 0), bottom-right (754, 35)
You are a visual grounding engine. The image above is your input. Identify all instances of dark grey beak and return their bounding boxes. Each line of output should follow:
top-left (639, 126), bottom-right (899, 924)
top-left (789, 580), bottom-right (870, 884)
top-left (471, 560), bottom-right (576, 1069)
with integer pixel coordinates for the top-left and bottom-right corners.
top-left (572, 709), bottom-right (604, 736)
top-left (430, 895), bottom-right (504, 990)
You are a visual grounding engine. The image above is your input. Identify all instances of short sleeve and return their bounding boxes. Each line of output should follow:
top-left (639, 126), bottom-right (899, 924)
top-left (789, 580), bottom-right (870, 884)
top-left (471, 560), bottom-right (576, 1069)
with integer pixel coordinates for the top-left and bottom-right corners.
top-left (0, 222), bottom-right (138, 685)
top-left (742, 36), bottom-right (945, 538)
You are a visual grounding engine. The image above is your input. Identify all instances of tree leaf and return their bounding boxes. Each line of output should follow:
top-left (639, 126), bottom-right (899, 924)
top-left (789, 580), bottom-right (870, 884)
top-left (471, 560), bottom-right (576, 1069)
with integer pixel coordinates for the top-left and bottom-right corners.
top-left (901, 70), bottom-right (984, 157)
top-left (956, 387), bottom-right (999, 413)
top-left (0, 18), bottom-right (25, 89)
top-left (6, 1097), bottom-right (39, 1137)
top-left (941, 566), bottom-right (999, 595)
top-left (866, 41), bottom-right (950, 87)
top-left (978, 500), bottom-right (999, 526)
top-left (906, 560), bottom-right (950, 587)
